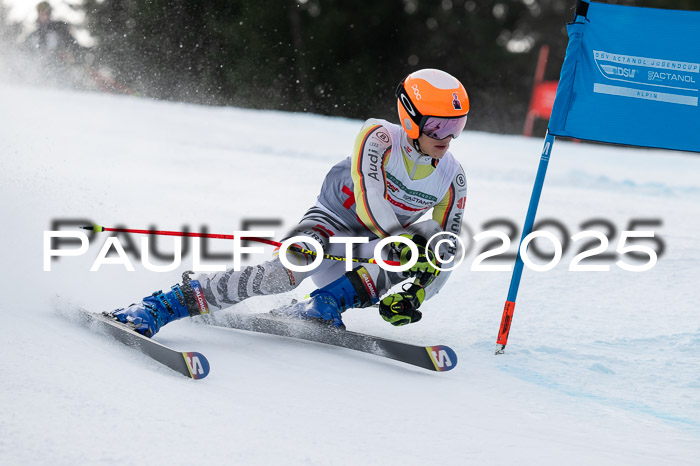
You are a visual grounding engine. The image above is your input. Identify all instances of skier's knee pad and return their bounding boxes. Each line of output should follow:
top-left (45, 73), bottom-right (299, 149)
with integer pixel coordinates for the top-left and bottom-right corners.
top-left (199, 258), bottom-right (299, 310)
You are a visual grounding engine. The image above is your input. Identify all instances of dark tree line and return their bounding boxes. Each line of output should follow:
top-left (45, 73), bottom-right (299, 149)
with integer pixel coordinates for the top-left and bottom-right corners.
top-left (7, 0), bottom-right (700, 133)
top-left (79, 0), bottom-right (575, 133)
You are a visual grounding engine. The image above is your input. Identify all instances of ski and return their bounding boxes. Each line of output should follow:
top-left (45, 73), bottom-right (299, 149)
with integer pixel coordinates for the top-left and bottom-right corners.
top-left (205, 312), bottom-right (457, 372)
top-left (75, 308), bottom-right (210, 380)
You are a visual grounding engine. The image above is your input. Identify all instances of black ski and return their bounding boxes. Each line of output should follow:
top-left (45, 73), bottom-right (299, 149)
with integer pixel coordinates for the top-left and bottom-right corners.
top-left (75, 308), bottom-right (210, 380)
top-left (205, 312), bottom-right (457, 372)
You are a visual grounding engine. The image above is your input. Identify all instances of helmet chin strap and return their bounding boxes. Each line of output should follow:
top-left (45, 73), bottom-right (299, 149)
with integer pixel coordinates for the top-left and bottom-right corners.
top-left (412, 137), bottom-right (428, 156)
top-left (409, 136), bottom-right (440, 167)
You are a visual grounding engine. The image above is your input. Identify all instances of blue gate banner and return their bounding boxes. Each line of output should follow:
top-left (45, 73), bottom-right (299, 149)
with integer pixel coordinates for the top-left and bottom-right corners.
top-left (548, 1), bottom-right (700, 153)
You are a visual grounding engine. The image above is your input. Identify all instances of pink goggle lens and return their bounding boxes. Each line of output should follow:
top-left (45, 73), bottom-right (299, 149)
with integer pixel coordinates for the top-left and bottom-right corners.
top-left (422, 115), bottom-right (468, 140)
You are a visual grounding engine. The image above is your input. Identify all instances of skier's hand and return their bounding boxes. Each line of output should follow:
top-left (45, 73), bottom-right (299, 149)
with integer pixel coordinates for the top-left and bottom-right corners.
top-left (379, 283), bottom-right (425, 326)
top-left (394, 234), bottom-right (440, 285)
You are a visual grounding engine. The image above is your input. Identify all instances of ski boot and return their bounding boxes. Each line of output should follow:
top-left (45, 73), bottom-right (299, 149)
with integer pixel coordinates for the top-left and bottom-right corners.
top-left (273, 266), bottom-right (379, 329)
top-left (109, 271), bottom-right (210, 337)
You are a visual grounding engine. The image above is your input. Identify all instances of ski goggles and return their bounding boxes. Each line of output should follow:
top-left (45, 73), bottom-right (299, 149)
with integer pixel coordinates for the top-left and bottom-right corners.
top-left (421, 115), bottom-right (468, 140)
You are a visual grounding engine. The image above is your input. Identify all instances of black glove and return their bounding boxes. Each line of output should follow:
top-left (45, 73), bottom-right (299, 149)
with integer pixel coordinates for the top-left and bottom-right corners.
top-left (394, 234), bottom-right (440, 286)
top-left (379, 283), bottom-right (425, 326)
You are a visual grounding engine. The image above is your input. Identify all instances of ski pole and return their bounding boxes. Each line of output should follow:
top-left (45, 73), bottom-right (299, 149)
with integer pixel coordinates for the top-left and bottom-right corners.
top-left (80, 224), bottom-right (399, 266)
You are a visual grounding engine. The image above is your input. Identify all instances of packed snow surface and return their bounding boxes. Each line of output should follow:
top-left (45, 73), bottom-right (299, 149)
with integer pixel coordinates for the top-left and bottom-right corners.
top-left (1, 83), bottom-right (699, 465)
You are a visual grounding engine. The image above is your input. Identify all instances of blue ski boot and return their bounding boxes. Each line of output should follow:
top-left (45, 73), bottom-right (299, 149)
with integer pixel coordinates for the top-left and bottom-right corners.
top-left (109, 272), bottom-right (210, 337)
top-left (273, 266), bottom-right (379, 329)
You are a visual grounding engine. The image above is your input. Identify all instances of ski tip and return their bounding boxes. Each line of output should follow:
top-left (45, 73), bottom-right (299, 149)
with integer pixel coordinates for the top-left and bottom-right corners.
top-left (182, 352), bottom-right (210, 380)
top-left (425, 345), bottom-right (458, 372)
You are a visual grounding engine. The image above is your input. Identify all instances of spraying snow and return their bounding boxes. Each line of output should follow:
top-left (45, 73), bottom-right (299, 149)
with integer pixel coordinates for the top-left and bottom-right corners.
top-left (1, 83), bottom-right (698, 465)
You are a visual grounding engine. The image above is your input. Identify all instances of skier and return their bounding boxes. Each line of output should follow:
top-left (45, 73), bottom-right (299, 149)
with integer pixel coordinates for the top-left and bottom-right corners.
top-left (25, 2), bottom-right (81, 59)
top-left (24, 2), bottom-right (88, 88)
top-left (111, 68), bottom-right (470, 337)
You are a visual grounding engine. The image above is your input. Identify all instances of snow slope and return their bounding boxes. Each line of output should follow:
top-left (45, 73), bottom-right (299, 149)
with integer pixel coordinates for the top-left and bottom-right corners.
top-left (1, 83), bottom-right (699, 465)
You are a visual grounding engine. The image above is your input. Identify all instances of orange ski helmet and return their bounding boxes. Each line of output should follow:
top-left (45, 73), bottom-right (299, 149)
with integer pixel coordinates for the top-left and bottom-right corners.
top-left (396, 69), bottom-right (469, 140)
